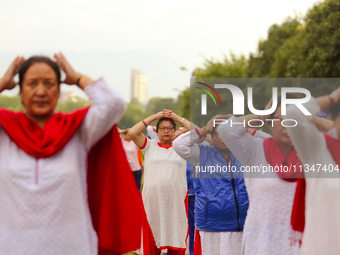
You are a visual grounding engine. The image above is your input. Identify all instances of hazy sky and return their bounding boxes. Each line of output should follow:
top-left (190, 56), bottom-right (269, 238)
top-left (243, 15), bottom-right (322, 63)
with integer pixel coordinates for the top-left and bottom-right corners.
top-left (0, 0), bottom-right (319, 101)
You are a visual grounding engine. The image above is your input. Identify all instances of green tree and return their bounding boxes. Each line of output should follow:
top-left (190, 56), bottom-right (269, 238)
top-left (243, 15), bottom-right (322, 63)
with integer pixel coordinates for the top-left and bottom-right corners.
top-left (247, 17), bottom-right (302, 78)
top-left (192, 53), bottom-right (248, 78)
top-left (0, 95), bottom-right (90, 113)
top-left (269, 29), bottom-right (305, 78)
top-left (301, 0), bottom-right (340, 77)
top-left (56, 97), bottom-right (91, 112)
top-left (145, 97), bottom-right (179, 115)
top-left (118, 103), bottom-right (149, 129)
top-left (269, 0), bottom-right (340, 78)
top-left (177, 87), bottom-right (190, 121)
top-left (0, 96), bottom-right (24, 111)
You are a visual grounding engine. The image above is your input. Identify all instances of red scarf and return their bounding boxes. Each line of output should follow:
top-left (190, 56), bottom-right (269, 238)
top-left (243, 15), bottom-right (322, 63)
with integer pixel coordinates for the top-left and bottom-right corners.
top-left (0, 108), bottom-right (141, 255)
top-left (263, 137), bottom-right (305, 240)
top-left (263, 137), bottom-right (302, 181)
top-left (288, 133), bottom-right (340, 244)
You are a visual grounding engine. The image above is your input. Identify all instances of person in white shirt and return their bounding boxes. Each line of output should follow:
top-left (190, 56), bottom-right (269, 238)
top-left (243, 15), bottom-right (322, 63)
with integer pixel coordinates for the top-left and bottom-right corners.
top-left (129, 110), bottom-right (191, 255)
top-left (217, 95), bottom-right (301, 255)
top-left (120, 128), bottom-right (142, 191)
top-left (284, 87), bottom-right (340, 255)
top-left (0, 54), bottom-right (141, 255)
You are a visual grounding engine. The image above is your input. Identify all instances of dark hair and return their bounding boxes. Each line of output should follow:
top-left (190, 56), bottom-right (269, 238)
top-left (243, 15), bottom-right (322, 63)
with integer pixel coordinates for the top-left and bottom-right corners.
top-left (269, 92), bottom-right (300, 119)
top-left (156, 117), bottom-right (176, 132)
top-left (331, 100), bottom-right (340, 119)
top-left (18, 56), bottom-right (61, 88)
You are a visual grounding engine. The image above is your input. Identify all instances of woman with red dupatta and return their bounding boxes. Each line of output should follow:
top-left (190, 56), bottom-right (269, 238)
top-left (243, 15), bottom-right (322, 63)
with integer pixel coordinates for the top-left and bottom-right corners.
top-left (285, 87), bottom-right (340, 255)
top-left (216, 94), bottom-right (302, 255)
top-left (0, 54), bottom-right (141, 255)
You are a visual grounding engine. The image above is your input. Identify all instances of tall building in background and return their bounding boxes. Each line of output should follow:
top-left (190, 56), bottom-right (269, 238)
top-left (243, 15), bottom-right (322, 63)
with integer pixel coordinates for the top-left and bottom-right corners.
top-left (130, 69), bottom-right (148, 104)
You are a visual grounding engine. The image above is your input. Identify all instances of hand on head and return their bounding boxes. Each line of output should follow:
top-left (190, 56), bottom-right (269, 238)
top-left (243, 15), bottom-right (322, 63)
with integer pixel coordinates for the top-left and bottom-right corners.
top-left (0, 52), bottom-right (85, 93)
top-left (163, 109), bottom-right (181, 122)
top-left (174, 127), bottom-right (188, 139)
top-left (54, 52), bottom-right (82, 86)
top-left (0, 56), bottom-right (25, 91)
top-left (261, 98), bottom-right (273, 121)
top-left (154, 109), bottom-right (178, 121)
top-left (206, 114), bottom-right (231, 134)
top-left (117, 127), bottom-right (126, 134)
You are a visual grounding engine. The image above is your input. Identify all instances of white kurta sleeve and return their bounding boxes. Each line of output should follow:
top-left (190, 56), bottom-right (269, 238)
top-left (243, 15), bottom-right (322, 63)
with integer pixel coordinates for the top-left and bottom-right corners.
top-left (253, 129), bottom-right (272, 138)
top-left (172, 130), bottom-right (201, 167)
top-left (217, 116), bottom-right (264, 167)
top-left (284, 98), bottom-right (335, 170)
top-left (80, 77), bottom-right (126, 151)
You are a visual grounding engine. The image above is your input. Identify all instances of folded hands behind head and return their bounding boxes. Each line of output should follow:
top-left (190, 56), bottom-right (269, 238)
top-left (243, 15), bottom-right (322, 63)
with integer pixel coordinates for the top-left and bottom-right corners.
top-left (206, 114), bottom-right (231, 134)
top-left (0, 52), bottom-right (94, 93)
top-left (0, 56), bottom-right (25, 92)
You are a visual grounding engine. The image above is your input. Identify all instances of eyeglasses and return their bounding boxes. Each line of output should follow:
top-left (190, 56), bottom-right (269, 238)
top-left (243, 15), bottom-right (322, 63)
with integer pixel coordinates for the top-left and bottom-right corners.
top-left (159, 127), bottom-right (175, 132)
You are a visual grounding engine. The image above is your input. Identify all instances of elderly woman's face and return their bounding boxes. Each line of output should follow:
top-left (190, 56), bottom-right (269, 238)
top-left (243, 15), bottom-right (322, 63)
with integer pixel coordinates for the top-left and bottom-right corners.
top-left (20, 62), bottom-right (60, 118)
top-left (157, 120), bottom-right (176, 142)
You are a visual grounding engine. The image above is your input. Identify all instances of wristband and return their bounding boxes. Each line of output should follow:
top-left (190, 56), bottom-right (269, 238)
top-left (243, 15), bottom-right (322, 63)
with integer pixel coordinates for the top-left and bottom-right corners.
top-left (76, 75), bottom-right (84, 86)
top-left (142, 120), bottom-right (147, 128)
top-left (181, 117), bottom-right (185, 125)
top-left (76, 75), bottom-right (89, 87)
top-left (195, 128), bottom-right (203, 139)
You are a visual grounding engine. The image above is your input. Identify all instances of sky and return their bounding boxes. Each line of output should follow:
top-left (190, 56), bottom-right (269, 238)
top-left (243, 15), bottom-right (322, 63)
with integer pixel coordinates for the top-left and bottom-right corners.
top-left (0, 0), bottom-right (319, 102)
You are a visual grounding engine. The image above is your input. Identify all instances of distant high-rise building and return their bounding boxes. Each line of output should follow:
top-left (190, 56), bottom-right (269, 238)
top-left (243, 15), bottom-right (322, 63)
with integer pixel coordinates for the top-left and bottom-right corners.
top-left (130, 69), bottom-right (148, 104)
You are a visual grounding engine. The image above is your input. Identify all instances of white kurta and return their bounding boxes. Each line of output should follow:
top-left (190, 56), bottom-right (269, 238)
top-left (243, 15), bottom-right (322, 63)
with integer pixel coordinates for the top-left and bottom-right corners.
top-left (285, 98), bottom-right (340, 255)
top-left (217, 120), bottom-right (300, 255)
top-left (141, 138), bottom-right (187, 249)
top-left (0, 78), bottom-right (126, 255)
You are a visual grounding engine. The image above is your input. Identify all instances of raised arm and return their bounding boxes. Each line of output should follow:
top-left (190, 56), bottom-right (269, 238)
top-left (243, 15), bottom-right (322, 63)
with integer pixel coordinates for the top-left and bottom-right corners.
top-left (53, 53), bottom-right (126, 150)
top-left (129, 111), bottom-right (165, 148)
top-left (312, 116), bottom-right (334, 132)
top-left (0, 56), bottom-right (25, 94)
top-left (285, 89), bottom-right (340, 166)
top-left (217, 116), bottom-right (264, 167)
top-left (80, 78), bottom-right (126, 150)
top-left (0, 56), bottom-right (25, 132)
top-left (163, 110), bottom-right (197, 131)
top-left (173, 114), bottom-right (229, 166)
top-left (173, 129), bottom-right (204, 167)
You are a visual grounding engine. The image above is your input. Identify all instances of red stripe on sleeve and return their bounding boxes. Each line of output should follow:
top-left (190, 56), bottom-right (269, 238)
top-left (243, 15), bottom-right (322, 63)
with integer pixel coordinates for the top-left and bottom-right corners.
top-left (195, 128), bottom-right (203, 139)
top-left (139, 136), bottom-right (148, 149)
top-left (251, 129), bottom-right (257, 136)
